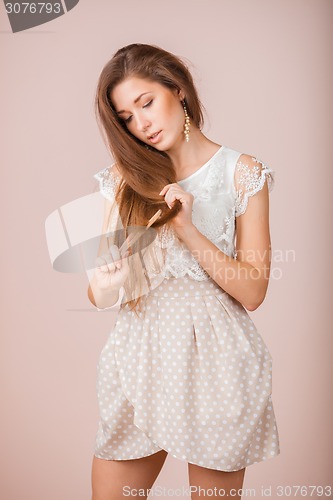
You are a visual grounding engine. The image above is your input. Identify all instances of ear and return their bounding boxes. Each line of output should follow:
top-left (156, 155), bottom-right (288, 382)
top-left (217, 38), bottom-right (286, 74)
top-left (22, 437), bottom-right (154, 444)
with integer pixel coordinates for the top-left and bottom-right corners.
top-left (176, 88), bottom-right (185, 101)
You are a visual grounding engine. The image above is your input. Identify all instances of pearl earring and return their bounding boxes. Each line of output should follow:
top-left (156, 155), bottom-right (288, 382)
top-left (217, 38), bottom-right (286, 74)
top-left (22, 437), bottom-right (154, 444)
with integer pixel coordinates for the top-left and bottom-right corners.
top-left (182, 99), bottom-right (190, 142)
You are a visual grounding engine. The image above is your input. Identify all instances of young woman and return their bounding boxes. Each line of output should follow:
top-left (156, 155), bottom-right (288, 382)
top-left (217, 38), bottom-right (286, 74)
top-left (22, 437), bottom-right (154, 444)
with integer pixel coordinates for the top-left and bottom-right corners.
top-left (89, 43), bottom-right (280, 499)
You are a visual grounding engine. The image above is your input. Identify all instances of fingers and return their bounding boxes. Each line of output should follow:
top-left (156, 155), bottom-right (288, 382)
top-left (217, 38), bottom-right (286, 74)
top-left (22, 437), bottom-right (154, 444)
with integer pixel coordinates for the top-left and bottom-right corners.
top-left (95, 244), bottom-right (122, 272)
top-left (109, 243), bottom-right (121, 261)
top-left (159, 185), bottom-right (171, 196)
top-left (95, 255), bottom-right (110, 272)
top-left (160, 184), bottom-right (191, 209)
top-left (159, 183), bottom-right (176, 199)
top-left (159, 184), bottom-right (177, 208)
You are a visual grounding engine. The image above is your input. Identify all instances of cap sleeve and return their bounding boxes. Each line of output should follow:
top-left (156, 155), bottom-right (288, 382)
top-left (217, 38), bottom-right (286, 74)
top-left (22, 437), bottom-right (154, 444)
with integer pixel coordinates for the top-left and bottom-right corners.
top-left (93, 163), bottom-right (121, 202)
top-left (93, 163), bottom-right (123, 236)
top-left (234, 154), bottom-right (275, 217)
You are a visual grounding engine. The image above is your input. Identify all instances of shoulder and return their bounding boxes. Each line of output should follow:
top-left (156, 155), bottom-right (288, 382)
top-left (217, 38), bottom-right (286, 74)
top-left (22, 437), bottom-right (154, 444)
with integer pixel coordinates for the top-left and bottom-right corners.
top-left (93, 162), bottom-right (122, 202)
top-left (110, 163), bottom-right (122, 179)
top-left (234, 153), bottom-right (275, 193)
top-left (233, 152), bottom-right (275, 217)
top-left (235, 153), bottom-right (267, 174)
top-left (94, 162), bottom-right (121, 181)
top-left (236, 153), bottom-right (255, 166)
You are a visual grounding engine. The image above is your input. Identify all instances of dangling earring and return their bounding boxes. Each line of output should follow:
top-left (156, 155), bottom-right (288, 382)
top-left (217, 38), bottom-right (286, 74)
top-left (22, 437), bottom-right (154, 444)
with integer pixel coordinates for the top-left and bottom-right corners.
top-left (182, 99), bottom-right (190, 142)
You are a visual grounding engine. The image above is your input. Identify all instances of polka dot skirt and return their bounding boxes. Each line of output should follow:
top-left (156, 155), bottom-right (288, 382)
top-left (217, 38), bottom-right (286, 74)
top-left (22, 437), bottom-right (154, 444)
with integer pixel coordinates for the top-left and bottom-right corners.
top-left (94, 276), bottom-right (280, 471)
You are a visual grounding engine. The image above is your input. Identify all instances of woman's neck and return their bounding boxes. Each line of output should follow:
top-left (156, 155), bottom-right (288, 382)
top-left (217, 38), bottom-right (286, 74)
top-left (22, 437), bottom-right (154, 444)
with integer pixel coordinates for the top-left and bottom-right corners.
top-left (165, 129), bottom-right (222, 181)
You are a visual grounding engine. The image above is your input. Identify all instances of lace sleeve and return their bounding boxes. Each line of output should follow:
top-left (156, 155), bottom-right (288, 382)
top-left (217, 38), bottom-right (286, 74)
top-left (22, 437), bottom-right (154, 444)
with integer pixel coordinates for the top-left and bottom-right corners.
top-left (93, 163), bottom-right (121, 202)
top-left (93, 163), bottom-right (123, 235)
top-left (234, 154), bottom-right (275, 217)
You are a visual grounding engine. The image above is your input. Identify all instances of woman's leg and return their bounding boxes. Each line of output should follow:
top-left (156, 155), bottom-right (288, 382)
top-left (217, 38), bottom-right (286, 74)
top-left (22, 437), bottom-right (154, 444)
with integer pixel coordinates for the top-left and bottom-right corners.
top-left (188, 463), bottom-right (246, 499)
top-left (91, 449), bottom-right (168, 500)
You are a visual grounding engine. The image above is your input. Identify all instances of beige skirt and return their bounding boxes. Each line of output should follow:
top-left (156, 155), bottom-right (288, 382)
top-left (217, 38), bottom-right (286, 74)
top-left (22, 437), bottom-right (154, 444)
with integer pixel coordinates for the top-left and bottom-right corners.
top-left (94, 275), bottom-right (280, 472)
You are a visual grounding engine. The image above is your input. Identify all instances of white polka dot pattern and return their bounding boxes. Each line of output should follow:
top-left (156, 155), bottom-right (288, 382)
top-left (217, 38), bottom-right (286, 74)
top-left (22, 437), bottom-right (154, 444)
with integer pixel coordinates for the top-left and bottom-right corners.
top-left (94, 276), bottom-right (280, 471)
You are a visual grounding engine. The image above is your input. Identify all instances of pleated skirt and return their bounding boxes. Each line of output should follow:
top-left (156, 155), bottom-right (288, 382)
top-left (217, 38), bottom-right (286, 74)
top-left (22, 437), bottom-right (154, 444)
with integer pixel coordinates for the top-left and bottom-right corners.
top-left (94, 275), bottom-right (280, 471)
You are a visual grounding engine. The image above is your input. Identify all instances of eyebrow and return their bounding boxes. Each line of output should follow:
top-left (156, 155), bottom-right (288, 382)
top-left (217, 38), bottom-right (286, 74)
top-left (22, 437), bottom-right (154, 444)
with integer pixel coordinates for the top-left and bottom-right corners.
top-left (116, 92), bottom-right (152, 115)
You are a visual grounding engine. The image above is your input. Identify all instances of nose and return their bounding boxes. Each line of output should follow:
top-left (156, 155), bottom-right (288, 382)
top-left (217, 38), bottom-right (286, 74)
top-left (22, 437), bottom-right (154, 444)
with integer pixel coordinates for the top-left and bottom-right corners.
top-left (136, 114), bottom-right (151, 134)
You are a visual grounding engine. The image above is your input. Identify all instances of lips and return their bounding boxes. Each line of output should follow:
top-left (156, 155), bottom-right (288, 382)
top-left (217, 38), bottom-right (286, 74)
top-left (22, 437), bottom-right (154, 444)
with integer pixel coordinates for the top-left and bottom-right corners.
top-left (148, 130), bottom-right (161, 140)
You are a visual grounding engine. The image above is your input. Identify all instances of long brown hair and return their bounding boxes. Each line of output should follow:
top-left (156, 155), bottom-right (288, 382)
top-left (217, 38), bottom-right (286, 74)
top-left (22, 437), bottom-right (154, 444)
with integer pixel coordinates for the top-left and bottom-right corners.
top-left (94, 43), bottom-right (206, 314)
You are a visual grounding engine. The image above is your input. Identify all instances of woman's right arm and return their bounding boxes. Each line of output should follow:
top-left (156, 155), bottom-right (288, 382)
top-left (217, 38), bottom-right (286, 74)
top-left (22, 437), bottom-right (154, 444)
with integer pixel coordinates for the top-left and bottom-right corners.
top-left (88, 172), bottom-right (130, 309)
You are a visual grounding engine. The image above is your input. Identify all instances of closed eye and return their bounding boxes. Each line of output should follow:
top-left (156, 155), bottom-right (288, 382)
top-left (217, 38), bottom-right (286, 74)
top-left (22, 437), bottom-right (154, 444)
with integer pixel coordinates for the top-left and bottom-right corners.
top-left (143, 99), bottom-right (153, 109)
top-left (124, 99), bottom-right (153, 124)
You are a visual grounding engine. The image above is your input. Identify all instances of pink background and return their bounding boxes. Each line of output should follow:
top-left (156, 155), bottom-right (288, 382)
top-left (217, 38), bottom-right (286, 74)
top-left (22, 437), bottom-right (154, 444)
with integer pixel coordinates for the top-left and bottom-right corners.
top-left (1, 0), bottom-right (332, 498)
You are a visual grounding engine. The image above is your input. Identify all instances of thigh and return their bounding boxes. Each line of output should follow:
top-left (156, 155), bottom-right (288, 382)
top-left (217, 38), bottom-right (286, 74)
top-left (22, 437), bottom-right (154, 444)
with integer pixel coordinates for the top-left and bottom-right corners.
top-left (91, 449), bottom-right (168, 500)
top-left (188, 463), bottom-right (246, 499)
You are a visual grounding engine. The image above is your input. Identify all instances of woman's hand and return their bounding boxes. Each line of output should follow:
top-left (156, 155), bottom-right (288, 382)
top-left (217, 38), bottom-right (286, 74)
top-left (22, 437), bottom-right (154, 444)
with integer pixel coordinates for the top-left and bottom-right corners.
top-left (159, 183), bottom-right (195, 235)
top-left (94, 244), bottom-right (130, 292)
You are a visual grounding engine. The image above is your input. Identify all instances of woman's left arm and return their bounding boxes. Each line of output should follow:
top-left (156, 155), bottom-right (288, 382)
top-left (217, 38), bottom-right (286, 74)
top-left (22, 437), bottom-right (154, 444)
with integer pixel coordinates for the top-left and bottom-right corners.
top-left (160, 155), bottom-right (273, 311)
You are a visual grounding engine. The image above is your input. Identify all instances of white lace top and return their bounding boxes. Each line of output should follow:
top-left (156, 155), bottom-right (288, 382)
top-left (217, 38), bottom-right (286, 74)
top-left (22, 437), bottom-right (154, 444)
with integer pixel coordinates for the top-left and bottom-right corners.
top-left (93, 145), bottom-right (275, 283)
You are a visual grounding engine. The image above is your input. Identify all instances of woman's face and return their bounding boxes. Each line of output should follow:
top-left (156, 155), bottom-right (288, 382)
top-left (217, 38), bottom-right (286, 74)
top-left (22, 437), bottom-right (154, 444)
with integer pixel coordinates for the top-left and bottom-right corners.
top-left (110, 76), bottom-right (186, 152)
